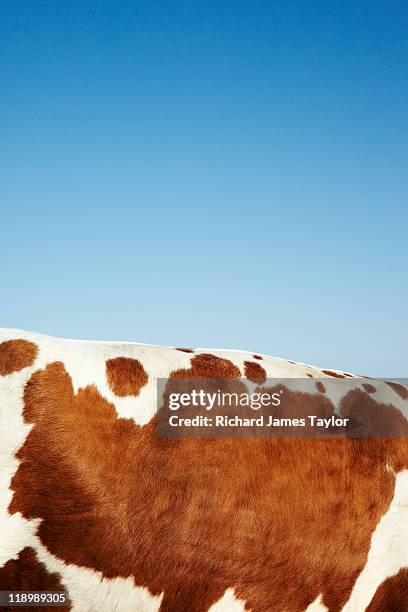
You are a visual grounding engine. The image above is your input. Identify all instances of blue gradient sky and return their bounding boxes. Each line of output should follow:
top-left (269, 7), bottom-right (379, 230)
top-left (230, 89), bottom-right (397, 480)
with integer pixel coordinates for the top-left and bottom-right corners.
top-left (1, 1), bottom-right (407, 375)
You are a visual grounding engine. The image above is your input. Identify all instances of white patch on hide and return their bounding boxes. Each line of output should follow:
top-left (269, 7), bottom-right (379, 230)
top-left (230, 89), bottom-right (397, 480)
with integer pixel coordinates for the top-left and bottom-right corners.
top-left (33, 540), bottom-right (163, 612)
top-left (305, 594), bottom-right (328, 611)
top-left (209, 588), bottom-right (247, 611)
top-left (343, 470), bottom-right (408, 611)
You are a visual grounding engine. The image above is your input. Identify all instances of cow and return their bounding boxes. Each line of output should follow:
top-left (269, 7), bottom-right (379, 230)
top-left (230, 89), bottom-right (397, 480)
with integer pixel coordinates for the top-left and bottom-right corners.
top-left (1, 328), bottom-right (408, 611)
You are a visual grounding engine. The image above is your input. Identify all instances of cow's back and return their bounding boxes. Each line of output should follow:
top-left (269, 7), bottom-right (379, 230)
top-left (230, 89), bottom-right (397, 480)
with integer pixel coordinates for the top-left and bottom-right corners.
top-left (1, 329), bottom-right (408, 611)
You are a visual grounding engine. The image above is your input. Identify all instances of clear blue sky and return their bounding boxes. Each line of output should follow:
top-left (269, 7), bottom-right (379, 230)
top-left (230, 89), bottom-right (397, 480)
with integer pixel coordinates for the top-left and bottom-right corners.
top-left (1, 1), bottom-right (407, 375)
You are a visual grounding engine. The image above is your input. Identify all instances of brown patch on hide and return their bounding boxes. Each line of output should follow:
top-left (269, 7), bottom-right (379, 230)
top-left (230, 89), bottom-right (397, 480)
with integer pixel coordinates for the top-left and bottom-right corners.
top-left (106, 357), bottom-right (148, 397)
top-left (0, 339), bottom-right (37, 376)
top-left (340, 389), bottom-right (408, 440)
top-left (160, 354), bottom-right (248, 438)
top-left (366, 568), bottom-right (408, 611)
top-left (9, 361), bottom-right (408, 612)
top-left (316, 382), bottom-right (326, 394)
top-left (0, 547), bottom-right (69, 611)
top-left (362, 383), bottom-right (376, 394)
top-left (307, 373), bottom-right (314, 378)
top-left (322, 370), bottom-right (345, 379)
top-left (244, 361), bottom-right (267, 385)
top-left (259, 383), bottom-right (343, 439)
top-left (253, 354), bottom-right (263, 360)
top-left (170, 353), bottom-right (241, 379)
top-left (176, 348), bottom-right (194, 353)
top-left (385, 381), bottom-right (408, 400)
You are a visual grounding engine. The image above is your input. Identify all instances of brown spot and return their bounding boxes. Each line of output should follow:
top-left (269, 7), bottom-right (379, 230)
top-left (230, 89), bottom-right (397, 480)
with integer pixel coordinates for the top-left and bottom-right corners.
top-left (307, 373), bottom-right (314, 378)
top-left (316, 382), bottom-right (326, 394)
top-left (366, 568), bottom-right (408, 611)
top-left (287, 361), bottom-right (296, 364)
top-left (322, 370), bottom-right (345, 379)
top-left (253, 354), bottom-right (263, 360)
top-left (176, 348), bottom-right (194, 353)
top-left (0, 339), bottom-right (38, 376)
top-left (363, 383), bottom-right (376, 394)
top-left (340, 389), bottom-right (408, 442)
top-left (244, 361), bottom-right (267, 385)
top-left (0, 547), bottom-right (69, 611)
top-left (9, 361), bottom-right (408, 611)
top-left (106, 357), bottom-right (148, 397)
top-left (163, 355), bottom-right (247, 438)
top-left (343, 373), bottom-right (354, 378)
top-left (171, 353), bottom-right (241, 379)
top-left (385, 381), bottom-right (408, 400)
